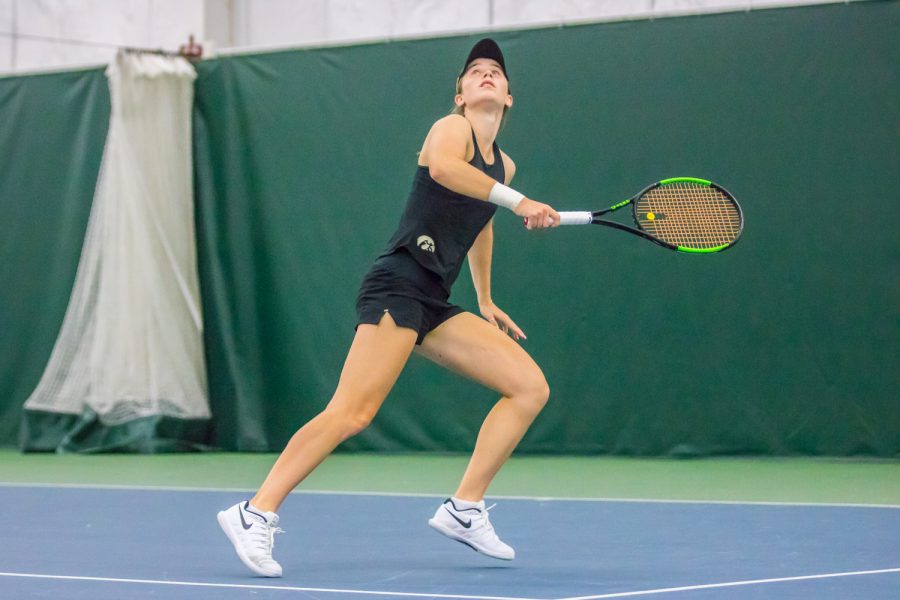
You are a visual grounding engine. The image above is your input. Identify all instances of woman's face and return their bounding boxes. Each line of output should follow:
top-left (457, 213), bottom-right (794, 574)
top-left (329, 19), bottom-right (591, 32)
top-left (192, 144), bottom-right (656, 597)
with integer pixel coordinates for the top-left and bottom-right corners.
top-left (456, 59), bottom-right (512, 112)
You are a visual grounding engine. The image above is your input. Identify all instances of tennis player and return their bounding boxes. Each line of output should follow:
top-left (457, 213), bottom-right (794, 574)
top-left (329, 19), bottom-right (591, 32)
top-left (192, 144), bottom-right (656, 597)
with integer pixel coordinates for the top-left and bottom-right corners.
top-left (217, 38), bottom-right (560, 577)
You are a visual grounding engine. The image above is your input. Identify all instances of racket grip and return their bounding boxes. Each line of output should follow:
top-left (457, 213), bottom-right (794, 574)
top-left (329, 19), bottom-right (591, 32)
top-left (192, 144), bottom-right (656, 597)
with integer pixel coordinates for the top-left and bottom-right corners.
top-left (557, 211), bottom-right (594, 225)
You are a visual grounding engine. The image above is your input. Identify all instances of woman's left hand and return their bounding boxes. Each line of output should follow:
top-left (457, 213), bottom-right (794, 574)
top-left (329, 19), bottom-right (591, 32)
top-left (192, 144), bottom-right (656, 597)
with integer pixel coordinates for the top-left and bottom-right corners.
top-left (479, 301), bottom-right (527, 341)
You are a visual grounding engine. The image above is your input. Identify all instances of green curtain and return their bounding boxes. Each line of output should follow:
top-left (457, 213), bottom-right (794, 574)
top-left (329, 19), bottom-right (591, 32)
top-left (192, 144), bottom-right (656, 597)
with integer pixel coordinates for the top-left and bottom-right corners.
top-left (191, 1), bottom-right (899, 455)
top-left (3, 1), bottom-right (898, 455)
top-left (0, 69), bottom-right (108, 448)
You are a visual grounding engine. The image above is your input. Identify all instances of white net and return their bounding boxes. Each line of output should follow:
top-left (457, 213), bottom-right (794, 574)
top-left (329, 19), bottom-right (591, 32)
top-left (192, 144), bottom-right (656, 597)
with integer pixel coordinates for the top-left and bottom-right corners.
top-left (24, 51), bottom-right (210, 425)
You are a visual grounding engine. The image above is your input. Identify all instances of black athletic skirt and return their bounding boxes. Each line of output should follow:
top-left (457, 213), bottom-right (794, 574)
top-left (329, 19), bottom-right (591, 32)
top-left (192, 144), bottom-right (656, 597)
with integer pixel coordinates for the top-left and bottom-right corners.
top-left (355, 250), bottom-right (464, 345)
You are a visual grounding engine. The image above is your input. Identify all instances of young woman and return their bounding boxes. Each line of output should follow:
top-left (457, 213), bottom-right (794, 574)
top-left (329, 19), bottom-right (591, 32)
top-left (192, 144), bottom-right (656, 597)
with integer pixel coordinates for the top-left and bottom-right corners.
top-left (217, 38), bottom-right (560, 577)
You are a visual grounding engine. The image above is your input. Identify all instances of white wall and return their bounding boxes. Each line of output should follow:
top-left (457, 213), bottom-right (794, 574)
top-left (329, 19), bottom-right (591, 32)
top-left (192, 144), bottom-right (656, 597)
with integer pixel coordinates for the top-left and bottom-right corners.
top-left (218, 0), bottom-right (845, 52)
top-left (0, 0), bottom-right (852, 75)
top-left (0, 0), bottom-right (204, 74)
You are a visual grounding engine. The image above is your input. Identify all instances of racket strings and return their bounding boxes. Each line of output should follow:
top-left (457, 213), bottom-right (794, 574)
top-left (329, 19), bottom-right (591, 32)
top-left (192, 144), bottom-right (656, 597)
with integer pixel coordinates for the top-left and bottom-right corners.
top-left (636, 183), bottom-right (741, 248)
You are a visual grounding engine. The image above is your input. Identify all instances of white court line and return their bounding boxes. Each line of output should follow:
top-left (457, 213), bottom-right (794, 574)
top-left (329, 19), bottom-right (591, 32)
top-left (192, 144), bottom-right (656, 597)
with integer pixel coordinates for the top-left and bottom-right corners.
top-left (0, 482), bottom-right (897, 509)
top-left (557, 567), bottom-right (900, 599)
top-left (0, 572), bottom-right (543, 600)
top-left (2, 568), bottom-right (899, 600)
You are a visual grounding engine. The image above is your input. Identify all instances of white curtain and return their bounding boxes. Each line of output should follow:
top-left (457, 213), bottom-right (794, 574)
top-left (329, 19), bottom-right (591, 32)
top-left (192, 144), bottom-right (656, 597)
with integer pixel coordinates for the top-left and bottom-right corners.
top-left (24, 51), bottom-right (210, 425)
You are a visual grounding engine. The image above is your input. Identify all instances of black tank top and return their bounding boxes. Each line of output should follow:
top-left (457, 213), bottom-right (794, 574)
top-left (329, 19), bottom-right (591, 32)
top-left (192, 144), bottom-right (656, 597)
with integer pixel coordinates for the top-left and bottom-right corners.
top-left (376, 126), bottom-right (505, 294)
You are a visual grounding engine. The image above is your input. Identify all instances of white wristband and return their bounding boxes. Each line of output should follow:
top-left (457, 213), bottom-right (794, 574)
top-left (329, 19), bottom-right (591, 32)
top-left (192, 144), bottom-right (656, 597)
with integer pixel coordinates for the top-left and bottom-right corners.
top-left (488, 182), bottom-right (525, 211)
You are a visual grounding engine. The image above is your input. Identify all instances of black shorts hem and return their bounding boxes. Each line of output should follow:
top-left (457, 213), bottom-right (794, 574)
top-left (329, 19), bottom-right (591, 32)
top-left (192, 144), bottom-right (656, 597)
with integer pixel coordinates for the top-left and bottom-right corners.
top-left (429, 305), bottom-right (465, 334)
top-left (355, 306), bottom-right (426, 344)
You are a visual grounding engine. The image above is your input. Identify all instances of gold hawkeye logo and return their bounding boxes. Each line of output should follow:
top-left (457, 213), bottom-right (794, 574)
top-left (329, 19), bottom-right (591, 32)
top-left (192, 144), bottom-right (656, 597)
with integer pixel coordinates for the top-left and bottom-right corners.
top-left (417, 235), bottom-right (436, 253)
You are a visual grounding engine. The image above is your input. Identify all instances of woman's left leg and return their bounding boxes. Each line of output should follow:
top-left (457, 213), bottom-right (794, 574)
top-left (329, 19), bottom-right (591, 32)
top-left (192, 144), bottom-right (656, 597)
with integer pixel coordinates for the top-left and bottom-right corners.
top-left (416, 311), bottom-right (550, 501)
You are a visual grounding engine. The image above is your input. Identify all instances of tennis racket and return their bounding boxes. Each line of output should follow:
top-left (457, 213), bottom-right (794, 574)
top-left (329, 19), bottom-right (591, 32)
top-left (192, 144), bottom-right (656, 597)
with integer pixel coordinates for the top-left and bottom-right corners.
top-left (533, 177), bottom-right (744, 253)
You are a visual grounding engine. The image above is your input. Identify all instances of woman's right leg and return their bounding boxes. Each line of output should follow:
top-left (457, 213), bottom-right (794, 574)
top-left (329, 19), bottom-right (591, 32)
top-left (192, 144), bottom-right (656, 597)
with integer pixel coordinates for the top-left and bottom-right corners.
top-left (250, 312), bottom-right (417, 513)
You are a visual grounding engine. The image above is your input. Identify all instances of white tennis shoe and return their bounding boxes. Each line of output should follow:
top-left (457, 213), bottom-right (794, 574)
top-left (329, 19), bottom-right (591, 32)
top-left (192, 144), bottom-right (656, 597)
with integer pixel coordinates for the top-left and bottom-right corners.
top-left (217, 501), bottom-right (284, 577)
top-left (428, 498), bottom-right (515, 560)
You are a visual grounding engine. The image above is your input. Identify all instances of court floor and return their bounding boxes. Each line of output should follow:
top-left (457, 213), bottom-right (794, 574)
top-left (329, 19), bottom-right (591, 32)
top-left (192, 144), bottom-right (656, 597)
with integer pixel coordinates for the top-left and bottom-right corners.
top-left (1, 452), bottom-right (898, 599)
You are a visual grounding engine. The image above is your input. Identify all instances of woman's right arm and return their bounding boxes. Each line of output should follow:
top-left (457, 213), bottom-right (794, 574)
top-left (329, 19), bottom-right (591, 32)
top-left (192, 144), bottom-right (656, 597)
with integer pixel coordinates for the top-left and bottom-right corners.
top-left (423, 115), bottom-right (559, 229)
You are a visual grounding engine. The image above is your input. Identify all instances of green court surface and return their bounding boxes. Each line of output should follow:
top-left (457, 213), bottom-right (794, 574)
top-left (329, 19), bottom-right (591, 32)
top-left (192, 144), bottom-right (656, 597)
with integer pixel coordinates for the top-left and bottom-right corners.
top-left (1, 450), bottom-right (897, 506)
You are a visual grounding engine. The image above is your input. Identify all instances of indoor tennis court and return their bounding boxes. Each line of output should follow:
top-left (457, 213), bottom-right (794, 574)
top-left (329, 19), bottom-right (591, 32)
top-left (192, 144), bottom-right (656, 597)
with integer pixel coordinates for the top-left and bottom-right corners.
top-left (1, 1), bottom-right (897, 599)
top-left (2, 453), bottom-right (899, 598)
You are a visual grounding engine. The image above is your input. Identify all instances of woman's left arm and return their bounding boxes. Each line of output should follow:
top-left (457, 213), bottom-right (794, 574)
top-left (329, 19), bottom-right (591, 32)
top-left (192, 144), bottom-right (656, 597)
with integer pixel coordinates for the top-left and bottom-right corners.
top-left (467, 152), bottom-right (526, 341)
top-left (468, 218), bottom-right (494, 308)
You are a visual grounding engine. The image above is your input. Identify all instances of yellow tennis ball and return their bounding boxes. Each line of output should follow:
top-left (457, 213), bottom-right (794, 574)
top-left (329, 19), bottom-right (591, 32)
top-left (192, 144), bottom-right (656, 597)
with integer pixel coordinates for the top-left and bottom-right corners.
top-left (646, 212), bottom-right (656, 220)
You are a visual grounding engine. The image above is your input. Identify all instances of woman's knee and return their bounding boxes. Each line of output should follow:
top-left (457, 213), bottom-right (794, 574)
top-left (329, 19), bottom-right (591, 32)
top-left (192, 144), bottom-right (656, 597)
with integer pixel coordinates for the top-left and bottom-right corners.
top-left (533, 374), bottom-right (551, 410)
top-left (323, 393), bottom-right (382, 439)
top-left (510, 368), bottom-right (550, 412)
top-left (323, 406), bottom-right (375, 439)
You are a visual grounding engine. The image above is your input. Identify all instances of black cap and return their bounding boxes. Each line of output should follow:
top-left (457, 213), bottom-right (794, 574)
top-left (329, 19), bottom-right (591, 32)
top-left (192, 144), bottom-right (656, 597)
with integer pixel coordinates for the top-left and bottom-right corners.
top-left (459, 38), bottom-right (507, 80)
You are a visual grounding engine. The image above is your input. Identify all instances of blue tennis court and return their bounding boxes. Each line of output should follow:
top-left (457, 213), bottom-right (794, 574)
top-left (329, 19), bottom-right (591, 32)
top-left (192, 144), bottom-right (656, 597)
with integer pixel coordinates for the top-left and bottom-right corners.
top-left (2, 3), bottom-right (898, 599)
top-left (2, 484), bottom-right (897, 599)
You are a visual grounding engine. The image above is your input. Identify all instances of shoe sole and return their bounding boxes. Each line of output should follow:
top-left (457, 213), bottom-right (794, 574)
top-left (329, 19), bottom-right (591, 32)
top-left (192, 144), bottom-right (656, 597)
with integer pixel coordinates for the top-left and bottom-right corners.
top-left (427, 518), bottom-right (514, 561)
top-left (217, 511), bottom-right (282, 577)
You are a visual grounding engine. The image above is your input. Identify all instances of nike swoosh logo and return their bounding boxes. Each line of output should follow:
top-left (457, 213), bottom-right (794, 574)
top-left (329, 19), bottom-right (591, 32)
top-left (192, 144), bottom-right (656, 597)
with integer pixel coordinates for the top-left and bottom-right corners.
top-left (444, 506), bottom-right (472, 528)
top-left (244, 504), bottom-right (267, 522)
top-left (238, 507), bottom-right (254, 530)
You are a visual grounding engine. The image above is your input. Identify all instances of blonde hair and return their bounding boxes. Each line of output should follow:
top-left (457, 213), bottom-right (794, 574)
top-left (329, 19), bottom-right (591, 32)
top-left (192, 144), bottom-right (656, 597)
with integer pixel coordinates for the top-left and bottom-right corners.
top-left (450, 76), bottom-right (510, 129)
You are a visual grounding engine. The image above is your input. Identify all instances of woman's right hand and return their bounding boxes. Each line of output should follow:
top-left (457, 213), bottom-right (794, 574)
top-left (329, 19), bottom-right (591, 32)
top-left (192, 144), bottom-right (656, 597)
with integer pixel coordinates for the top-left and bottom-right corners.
top-left (516, 198), bottom-right (561, 230)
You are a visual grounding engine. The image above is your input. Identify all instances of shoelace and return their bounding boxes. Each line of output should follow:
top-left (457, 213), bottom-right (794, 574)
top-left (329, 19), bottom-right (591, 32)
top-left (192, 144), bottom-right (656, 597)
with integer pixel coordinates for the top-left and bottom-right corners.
top-left (268, 526), bottom-right (285, 550)
top-left (248, 521), bottom-right (284, 554)
top-left (471, 503), bottom-right (499, 539)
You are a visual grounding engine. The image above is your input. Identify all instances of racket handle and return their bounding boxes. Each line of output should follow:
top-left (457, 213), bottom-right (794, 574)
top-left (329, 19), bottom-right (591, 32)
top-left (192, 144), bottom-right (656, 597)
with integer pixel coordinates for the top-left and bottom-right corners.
top-left (556, 211), bottom-right (594, 225)
top-left (524, 211), bottom-right (593, 227)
